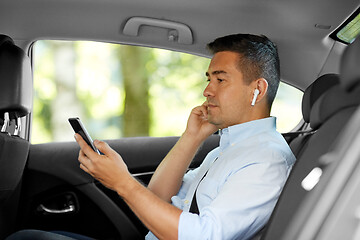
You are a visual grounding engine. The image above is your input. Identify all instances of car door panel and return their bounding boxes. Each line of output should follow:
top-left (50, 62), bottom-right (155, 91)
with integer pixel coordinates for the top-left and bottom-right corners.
top-left (18, 135), bottom-right (219, 239)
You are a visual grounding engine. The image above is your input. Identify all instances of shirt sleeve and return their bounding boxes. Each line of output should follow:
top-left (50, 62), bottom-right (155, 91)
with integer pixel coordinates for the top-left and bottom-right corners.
top-left (176, 167), bottom-right (200, 199)
top-left (178, 157), bottom-right (289, 240)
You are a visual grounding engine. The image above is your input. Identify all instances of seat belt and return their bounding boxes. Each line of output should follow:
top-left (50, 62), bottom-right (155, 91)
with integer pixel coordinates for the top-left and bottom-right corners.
top-left (282, 129), bottom-right (316, 144)
top-left (189, 171), bottom-right (207, 214)
top-left (189, 157), bottom-right (218, 214)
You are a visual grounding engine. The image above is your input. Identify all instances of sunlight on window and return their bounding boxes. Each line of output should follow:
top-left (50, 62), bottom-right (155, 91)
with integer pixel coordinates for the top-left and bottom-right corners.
top-left (272, 83), bottom-right (303, 132)
top-left (32, 40), bottom-right (303, 144)
top-left (336, 11), bottom-right (360, 44)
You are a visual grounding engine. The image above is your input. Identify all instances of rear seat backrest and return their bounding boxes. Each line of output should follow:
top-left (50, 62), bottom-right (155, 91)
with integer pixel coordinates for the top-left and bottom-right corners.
top-left (0, 34), bottom-right (32, 239)
top-left (279, 37), bottom-right (360, 240)
top-left (289, 74), bottom-right (339, 158)
top-left (262, 66), bottom-right (360, 239)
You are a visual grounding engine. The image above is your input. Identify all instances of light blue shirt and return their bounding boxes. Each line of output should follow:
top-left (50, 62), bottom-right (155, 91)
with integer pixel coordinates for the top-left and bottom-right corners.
top-left (146, 117), bottom-right (296, 240)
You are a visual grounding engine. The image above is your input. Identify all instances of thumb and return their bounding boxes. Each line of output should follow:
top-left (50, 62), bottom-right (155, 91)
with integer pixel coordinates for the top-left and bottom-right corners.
top-left (94, 140), bottom-right (117, 157)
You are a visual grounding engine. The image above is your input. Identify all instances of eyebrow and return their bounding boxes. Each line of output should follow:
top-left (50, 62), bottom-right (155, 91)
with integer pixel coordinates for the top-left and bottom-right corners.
top-left (205, 70), bottom-right (228, 77)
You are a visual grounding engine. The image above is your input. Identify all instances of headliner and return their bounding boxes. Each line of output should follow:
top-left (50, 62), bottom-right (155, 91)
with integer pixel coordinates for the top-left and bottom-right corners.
top-left (0, 0), bottom-right (359, 90)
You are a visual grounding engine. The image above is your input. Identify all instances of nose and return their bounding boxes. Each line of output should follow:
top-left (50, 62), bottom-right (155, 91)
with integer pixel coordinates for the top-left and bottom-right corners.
top-left (203, 81), bottom-right (215, 98)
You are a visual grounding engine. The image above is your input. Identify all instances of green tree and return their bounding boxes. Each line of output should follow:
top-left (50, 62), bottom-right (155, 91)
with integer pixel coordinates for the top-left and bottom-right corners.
top-left (118, 46), bottom-right (151, 137)
top-left (32, 41), bottom-right (210, 143)
top-left (51, 41), bottom-right (84, 141)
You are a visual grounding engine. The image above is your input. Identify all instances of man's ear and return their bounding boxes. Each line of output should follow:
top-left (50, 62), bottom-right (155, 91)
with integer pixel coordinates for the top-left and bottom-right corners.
top-left (252, 78), bottom-right (268, 105)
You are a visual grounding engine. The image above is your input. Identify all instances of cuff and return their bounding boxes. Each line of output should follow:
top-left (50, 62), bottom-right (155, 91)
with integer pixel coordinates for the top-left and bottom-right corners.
top-left (178, 211), bottom-right (202, 240)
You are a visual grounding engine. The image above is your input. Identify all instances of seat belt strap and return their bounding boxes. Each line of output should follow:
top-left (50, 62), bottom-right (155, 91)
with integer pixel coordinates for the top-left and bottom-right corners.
top-left (189, 170), bottom-right (208, 214)
top-left (189, 157), bottom-right (218, 215)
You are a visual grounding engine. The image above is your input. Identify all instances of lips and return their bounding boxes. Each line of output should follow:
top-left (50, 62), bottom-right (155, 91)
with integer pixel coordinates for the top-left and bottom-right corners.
top-left (207, 100), bottom-right (218, 107)
top-left (206, 99), bottom-right (219, 111)
top-left (207, 104), bottom-right (217, 108)
top-left (207, 102), bottom-right (219, 112)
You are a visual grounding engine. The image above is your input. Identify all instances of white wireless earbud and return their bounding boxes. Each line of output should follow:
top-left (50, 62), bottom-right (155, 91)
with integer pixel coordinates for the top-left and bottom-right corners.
top-left (251, 89), bottom-right (260, 106)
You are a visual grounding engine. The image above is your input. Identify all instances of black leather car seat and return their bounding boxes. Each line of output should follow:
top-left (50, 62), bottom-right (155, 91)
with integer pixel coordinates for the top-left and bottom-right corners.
top-left (250, 73), bottom-right (340, 240)
top-left (277, 37), bottom-right (360, 240)
top-left (340, 39), bottom-right (360, 92)
top-left (0, 35), bottom-right (32, 239)
top-left (261, 45), bottom-right (360, 239)
top-left (288, 73), bottom-right (340, 158)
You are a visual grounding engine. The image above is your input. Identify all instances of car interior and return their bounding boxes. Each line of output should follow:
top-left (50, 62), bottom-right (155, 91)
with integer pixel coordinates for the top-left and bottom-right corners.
top-left (1, 0), bottom-right (360, 239)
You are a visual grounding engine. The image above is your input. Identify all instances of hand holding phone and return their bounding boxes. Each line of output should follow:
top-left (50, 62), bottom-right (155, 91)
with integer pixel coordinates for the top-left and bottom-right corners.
top-left (68, 117), bottom-right (100, 154)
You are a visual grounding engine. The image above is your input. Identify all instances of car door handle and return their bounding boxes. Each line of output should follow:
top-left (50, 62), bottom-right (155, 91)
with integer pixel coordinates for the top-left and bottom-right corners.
top-left (38, 203), bottom-right (76, 214)
top-left (36, 191), bottom-right (79, 215)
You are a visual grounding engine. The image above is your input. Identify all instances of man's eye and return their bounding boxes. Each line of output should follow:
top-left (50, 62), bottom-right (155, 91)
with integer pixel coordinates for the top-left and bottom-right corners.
top-left (218, 78), bottom-right (224, 82)
top-left (206, 79), bottom-right (210, 82)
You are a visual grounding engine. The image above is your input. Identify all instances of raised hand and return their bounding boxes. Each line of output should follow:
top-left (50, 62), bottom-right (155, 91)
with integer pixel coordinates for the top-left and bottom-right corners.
top-left (184, 102), bottom-right (218, 143)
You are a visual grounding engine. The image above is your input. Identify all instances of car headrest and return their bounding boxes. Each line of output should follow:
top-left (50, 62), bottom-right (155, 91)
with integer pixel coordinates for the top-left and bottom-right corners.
top-left (0, 34), bottom-right (14, 46)
top-left (302, 74), bottom-right (339, 123)
top-left (309, 83), bottom-right (360, 129)
top-left (340, 38), bottom-right (360, 91)
top-left (0, 34), bottom-right (32, 119)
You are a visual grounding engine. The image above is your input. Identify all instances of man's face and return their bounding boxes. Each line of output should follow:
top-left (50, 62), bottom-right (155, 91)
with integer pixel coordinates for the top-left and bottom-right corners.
top-left (204, 51), bottom-right (253, 129)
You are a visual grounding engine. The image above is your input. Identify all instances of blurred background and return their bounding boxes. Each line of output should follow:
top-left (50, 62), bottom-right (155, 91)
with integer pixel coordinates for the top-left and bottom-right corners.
top-left (32, 40), bottom-right (303, 144)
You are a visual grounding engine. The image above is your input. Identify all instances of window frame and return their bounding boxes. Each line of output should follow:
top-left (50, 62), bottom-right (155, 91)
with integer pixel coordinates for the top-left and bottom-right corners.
top-left (330, 7), bottom-right (360, 44)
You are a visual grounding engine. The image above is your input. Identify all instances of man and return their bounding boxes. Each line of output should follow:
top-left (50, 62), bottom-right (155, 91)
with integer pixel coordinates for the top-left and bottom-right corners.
top-left (6, 34), bottom-right (294, 240)
top-left (75, 34), bottom-right (295, 240)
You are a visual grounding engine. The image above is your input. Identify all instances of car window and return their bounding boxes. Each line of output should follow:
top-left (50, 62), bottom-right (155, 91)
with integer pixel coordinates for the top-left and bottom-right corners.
top-left (271, 82), bottom-right (303, 132)
top-left (32, 40), bottom-right (303, 144)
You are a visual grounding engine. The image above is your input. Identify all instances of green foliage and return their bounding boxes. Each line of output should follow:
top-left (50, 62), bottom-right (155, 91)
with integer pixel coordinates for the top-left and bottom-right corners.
top-left (148, 49), bottom-right (209, 136)
top-left (32, 40), bottom-right (302, 143)
top-left (32, 41), bottom-right (55, 143)
top-left (32, 40), bottom-right (210, 143)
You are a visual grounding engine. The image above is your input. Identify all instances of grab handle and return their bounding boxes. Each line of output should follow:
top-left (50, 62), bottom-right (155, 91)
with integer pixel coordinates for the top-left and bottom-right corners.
top-left (123, 17), bottom-right (193, 44)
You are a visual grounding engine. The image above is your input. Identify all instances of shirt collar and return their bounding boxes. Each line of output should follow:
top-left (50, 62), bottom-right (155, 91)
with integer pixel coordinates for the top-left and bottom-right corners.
top-left (219, 117), bottom-right (277, 152)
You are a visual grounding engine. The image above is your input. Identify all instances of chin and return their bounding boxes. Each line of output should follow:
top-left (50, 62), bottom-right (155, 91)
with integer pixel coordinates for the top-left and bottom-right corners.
top-left (208, 118), bottom-right (222, 128)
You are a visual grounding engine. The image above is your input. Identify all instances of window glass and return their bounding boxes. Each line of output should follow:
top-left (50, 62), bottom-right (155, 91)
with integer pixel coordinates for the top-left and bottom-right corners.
top-left (336, 9), bottom-right (360, 44)
top-left (336, 12), bottom-right (360, 44)
top-left (271, 82), bottom-right (303, 132)
top-left (32, 40), bottom-right (303, 144)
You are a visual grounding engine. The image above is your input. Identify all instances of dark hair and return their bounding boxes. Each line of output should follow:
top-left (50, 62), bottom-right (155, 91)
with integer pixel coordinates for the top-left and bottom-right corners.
top-left (207, 34), bottom-right (280, 109)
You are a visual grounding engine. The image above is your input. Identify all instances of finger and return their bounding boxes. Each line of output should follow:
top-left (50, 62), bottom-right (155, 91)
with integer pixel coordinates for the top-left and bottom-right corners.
top-left (193, 104), bottom-right (208, 119)
top-left (78, 151), bottom-right (95, 176)
top-left (93, 140), bottom-right (118, 158)
top-left (78, 150), bottom-right (90, 164)
top-left (78, 150), bottom-right (95, 173)
top-left (200, 104), bottom-right (208, 119)
top-left (80, 162), bottom-right (88, 172)
top-left (80, 163), bottom-right (93, 176)
top-left (75, 133), bottom-right (99, 159)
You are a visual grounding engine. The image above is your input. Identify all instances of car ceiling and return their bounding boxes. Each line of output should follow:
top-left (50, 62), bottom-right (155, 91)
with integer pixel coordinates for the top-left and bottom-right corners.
top-left (0, 0), bottom-right (359, 90)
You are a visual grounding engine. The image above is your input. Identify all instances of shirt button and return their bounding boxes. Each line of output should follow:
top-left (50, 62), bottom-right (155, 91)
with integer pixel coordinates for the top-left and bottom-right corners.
top-left (231, 143), bottom-right (235, 146)
top-left (184, 200), bottom-right (189, 204)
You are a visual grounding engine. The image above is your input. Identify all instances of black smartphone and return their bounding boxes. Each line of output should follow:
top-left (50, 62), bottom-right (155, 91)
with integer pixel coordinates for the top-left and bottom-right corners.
top-left (68, 117), bottom-right (100, 154)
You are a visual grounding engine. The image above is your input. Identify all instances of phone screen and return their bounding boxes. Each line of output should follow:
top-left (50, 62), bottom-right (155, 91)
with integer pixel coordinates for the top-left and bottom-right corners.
top-left (68, 117), bottom-right (100, 154)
